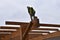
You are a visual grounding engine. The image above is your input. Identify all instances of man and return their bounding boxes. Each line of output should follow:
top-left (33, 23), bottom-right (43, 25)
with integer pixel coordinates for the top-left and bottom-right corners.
top-left (27, 6), bottom-right (35, 21)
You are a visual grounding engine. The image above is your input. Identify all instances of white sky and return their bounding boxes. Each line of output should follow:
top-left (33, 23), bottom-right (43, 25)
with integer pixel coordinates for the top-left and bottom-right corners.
top-left (0, 0), bottom-right (60, 25)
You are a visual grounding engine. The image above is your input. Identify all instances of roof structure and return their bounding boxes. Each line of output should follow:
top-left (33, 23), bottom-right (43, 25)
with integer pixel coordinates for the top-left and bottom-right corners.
top-left (0, 16), bottom-right (60, 40)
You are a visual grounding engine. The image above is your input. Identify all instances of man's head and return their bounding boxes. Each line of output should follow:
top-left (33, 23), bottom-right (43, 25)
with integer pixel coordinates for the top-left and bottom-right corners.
top-left (27, 6), bottom-right (30, 9)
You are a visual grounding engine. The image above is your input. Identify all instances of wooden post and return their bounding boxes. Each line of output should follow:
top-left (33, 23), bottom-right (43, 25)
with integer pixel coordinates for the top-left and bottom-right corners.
top-left (21, 21), bottom-right (33, 40)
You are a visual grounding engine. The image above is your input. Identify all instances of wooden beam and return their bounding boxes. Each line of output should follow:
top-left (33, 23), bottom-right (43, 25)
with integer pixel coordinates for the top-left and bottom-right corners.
top-left (22, 21), bottom-right (33, 40)
top-left (29, 33), bottom-right (49, 36)
top-left (32, 28), bottom-right (59, 31)
top-left (0, 32), bottom-right (11, 34)
top-left (29, 31), bottom-right (60, 40)
top-left (7, 27), bottom-right (21, 39)
top-left (0, 27), bottom-right (20, 40)
top-left (0, 29), bottom-right (17, 32)
top-left (29, 31), bottom-right (50, 33)
top-left (28, 33), bottom-right (49, 39)
top-left (6, 21), bottom-right (60, 27)
top-left (0, 26), bottom-right (58, 31)
top-left (28, 34), bottom-right (42, 39)
top-left (29, 33), bottom-right (43, 35)
top-left (6, 21), bottom-right (29, 25)
top-left (0, 26), bottom-right (20, 29)
top-left (40, 23), bottom-right (60, 27)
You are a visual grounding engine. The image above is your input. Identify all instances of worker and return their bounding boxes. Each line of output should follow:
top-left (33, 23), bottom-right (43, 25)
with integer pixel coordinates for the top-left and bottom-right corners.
top-left (27, 6), bottom-right (35, 21)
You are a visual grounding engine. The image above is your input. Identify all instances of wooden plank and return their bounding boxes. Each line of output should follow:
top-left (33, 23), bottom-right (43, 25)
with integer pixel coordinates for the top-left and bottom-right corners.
top-left (0, 27), bottom-right (20, 40)
top-left (0, 29), bottom-right (17, 32)
top-left (0, 26), bottom-right (20, 29)
top-left (29, 31), bottom-right (60, 40)
top-left (40, 23), bottom-right (60, 27)
top-left (0, 32), bottom-right (11, 34)
top-left (2, 25), bottom-right (20, 27)
top-left (6, 21), bottom-right (29, 25)
top-left (28, 34), bottom-right (42, 39)
top-left (29, 33), bottom-right (49, 36)
top-left (0, 26), bottom-right (59, 31)
top-left (6, 21), bottom-right (60, 27)
top-left (22, 21), bottom-right (33, 40)
top-left (29, 33), bottom-right (43, 35)
top-left (32, 28), bottom-right (59, 31)
top-left (9, 27), bottom-right (21, 40)
top-left (29, 31), bottom-right (50, 33)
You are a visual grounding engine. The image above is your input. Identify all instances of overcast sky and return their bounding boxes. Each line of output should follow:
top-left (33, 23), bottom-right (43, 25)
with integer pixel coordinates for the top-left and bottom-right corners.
top-left (0, 0), bottom-right (60, 25)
